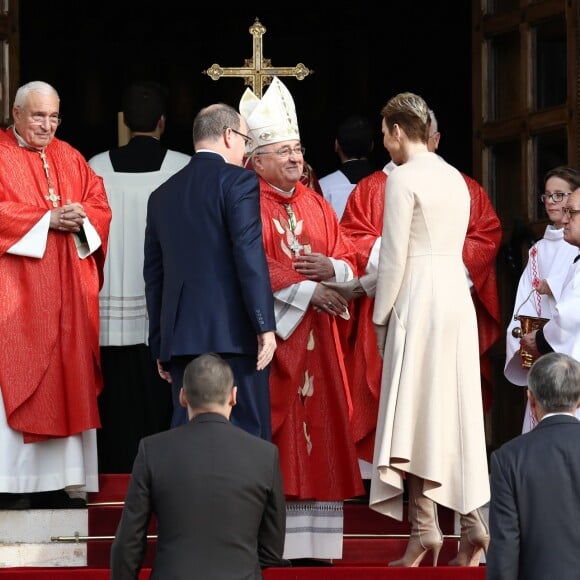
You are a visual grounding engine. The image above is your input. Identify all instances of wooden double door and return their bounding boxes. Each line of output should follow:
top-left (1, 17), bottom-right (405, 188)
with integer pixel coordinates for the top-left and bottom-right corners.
top-left (472, 0), bottom-right (579, 450)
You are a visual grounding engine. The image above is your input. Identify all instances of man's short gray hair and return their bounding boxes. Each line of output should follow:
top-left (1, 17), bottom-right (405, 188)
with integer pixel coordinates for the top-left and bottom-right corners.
top-left (14, 81), bottom-right (59, 108)
top-left (528, 352), bottom-right (580, 412)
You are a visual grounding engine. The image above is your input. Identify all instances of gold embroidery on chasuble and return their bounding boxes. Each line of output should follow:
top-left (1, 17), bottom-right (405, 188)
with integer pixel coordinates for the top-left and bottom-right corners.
top-left (276, 202), bottom-right (318, 460)
top-left (299, 319), bottom-right (317, 456)
top-left (273, 203), bottom-right (318, 458)
top-left (272, 203), bottom-right (311, 259)
top-left (303, 422), bottom-right (312, 455)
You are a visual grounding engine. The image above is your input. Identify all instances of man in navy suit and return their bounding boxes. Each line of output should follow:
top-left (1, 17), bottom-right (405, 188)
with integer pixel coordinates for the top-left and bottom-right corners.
top-left (110, 353), bottom-right (287, 579)
top-left (144, 103), bottom-right (277, 437)
top-left (486, 352), bottom-right (580, 579)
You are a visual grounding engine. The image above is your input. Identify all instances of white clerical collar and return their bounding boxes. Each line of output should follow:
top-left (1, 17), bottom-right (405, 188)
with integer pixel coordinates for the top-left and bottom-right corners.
top-left (267, 181), bottom-right (295, 196)
top-left (11, 126), bottom-right (43, 152)
top-left (544, 225), bottom-right (565, 241)
top-left (10, 125), bottom-right (41, 151)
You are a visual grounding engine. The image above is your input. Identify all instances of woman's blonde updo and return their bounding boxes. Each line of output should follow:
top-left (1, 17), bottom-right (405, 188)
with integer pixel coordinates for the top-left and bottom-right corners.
top-left (381, 92), bottom-right (430, 143)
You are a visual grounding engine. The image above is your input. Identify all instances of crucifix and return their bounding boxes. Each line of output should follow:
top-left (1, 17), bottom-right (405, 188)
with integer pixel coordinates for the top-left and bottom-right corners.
top-left (202, 18), bottom-right (313, 98)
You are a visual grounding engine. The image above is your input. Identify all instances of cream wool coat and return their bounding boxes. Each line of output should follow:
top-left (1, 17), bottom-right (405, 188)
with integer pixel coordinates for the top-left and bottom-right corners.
top-left (369, 151), bottom-right (490, 520)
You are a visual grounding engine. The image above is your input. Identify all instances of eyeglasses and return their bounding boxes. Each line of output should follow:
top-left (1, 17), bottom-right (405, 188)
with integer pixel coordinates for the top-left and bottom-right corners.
top-left (562, 207), bottom-right (580, 219)
top-left (256, 145), bottom-right (305, 159)
top-left (540, 191), bottom-right (571, 203)
top-left (224, 126), bottom-right (252, 149)
top-left (28, 113), bottom-right (62, 126)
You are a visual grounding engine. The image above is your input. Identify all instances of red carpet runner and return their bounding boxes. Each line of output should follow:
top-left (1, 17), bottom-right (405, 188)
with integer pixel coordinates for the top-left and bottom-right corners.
top-left (0, 568), bottom-right (484, 579)
top-left (0, 475), bottom-right (485, 579)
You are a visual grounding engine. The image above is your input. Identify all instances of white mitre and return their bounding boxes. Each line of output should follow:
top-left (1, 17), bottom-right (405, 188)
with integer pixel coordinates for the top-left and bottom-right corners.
top-left (239, 76), bottom-right (300, 153)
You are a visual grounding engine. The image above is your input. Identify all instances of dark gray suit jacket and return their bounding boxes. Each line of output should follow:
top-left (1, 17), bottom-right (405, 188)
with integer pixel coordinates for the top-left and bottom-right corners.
top-left (487, 414), bottom-right (580, 580)
top-left (110, 413), bottom-right (286, 579)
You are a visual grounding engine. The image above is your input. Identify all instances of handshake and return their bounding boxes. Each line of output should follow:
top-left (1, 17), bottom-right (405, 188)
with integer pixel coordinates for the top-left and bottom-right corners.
top-left (322, 278), bottom-right (366, 301)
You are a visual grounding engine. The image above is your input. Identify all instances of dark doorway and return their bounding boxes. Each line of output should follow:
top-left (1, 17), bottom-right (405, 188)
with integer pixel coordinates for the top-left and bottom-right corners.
top-left (19, 3), bottom-right (473, 178)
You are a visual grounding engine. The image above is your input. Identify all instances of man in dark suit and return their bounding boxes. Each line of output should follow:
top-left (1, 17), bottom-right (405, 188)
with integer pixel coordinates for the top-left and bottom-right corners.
top-left (110, 353), bottom-right (287, 579)
top-left (144, 103), bottom-right (277, 436)
top-left (486, 351), bottom-right (580, 580)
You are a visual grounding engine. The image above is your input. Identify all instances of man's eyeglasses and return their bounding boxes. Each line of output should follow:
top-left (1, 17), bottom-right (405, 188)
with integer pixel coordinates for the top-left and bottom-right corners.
top-left (540, 191), bottom-right (571, 203)
top-left (28, 113), bottom-right (62, 126)
top-left (562, 207), bottom-right (580, 219)
top-left (224, 126), bottom-right (253, 149)
top-left (256, 145), bottom-right (305, 159)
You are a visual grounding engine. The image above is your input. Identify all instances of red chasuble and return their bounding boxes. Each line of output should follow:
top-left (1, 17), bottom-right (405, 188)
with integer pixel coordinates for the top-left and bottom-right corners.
top-left (338, 171), bottom-right (387, 462)
top-left (340, 170), bottom-right (501, 462)
top-left (259, 178), bottom-right (364, 501)
top-left (0, 131), bottom-right (111, 442)
top-left (461, 174), bottom-right (503, 412)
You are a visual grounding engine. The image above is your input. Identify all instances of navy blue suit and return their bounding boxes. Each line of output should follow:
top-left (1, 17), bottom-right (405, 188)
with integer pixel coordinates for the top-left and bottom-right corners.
top-left (144, 151), bottom-right (276, 437)
top-left (487, 414), bottom-right (580, 580)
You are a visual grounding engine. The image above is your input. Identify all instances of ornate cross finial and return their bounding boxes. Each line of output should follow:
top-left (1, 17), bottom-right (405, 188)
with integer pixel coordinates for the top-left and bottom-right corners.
top-left (202, 18), bottom-right (313, 98)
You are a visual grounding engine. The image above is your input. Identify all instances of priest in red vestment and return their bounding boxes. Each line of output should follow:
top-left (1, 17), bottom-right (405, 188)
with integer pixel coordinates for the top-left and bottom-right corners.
top-left (338, 109), bottom-right (502, 473)
top-left (240, 77), bottom-right (364, 560)
top-left (0, 81), bottom-right (111, 509)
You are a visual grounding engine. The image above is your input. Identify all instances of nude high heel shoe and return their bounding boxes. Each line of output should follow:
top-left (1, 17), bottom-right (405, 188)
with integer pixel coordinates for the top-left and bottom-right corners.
top-left (388, 474), bottom-right (444, 567)
top-left (448, 508), bottom-right (490, 566)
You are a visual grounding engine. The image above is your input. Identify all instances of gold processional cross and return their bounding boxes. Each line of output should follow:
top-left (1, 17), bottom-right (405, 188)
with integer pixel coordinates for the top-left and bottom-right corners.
top-left (202, 18), bottom-right (313, 98)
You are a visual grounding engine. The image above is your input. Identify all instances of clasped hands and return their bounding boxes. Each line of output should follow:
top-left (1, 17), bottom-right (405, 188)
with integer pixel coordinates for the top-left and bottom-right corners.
top-left (292, 252), bottom-right (334, 281)
top-left (51, 201), bottom-right (86, 233)
top-left (311, 282), bottom-right (349, 317)
top-left (293, 253), bottom-right (348, 317)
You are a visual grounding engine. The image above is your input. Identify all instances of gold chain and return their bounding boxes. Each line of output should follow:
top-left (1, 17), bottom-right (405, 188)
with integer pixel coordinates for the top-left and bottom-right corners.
top-left (39, 150), bottom-right (61, 207)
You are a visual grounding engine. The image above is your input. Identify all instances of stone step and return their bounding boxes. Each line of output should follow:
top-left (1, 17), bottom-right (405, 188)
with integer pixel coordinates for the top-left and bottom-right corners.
top-left (0, 509), bottom-right (88, 567)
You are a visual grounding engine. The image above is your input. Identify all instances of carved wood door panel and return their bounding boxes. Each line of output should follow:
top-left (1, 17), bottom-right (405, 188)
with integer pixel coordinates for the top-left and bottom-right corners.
top-left (472, 0), bottom-right (579, 450)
